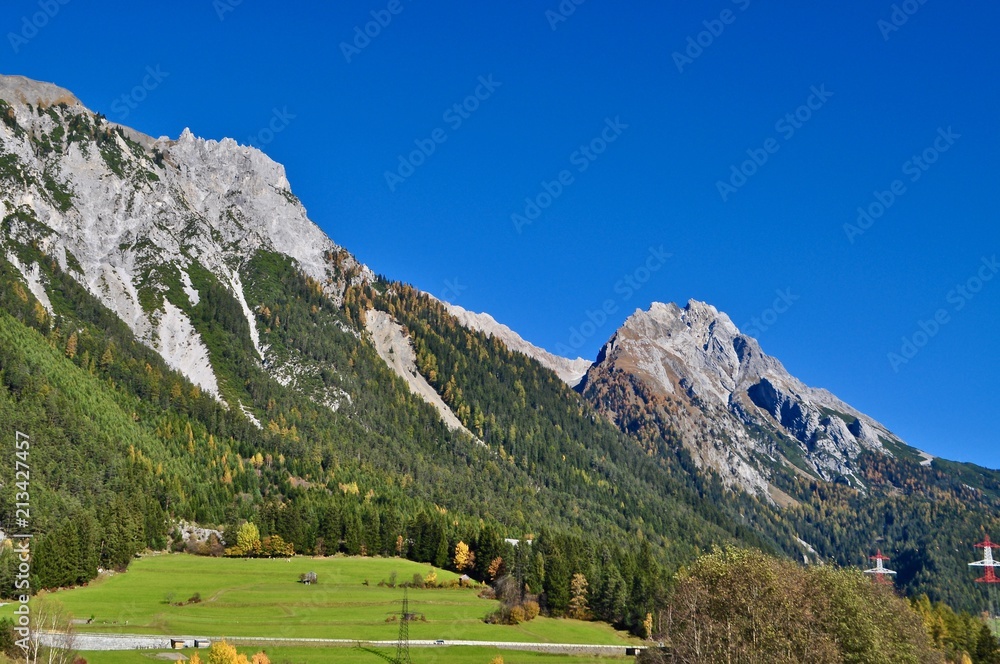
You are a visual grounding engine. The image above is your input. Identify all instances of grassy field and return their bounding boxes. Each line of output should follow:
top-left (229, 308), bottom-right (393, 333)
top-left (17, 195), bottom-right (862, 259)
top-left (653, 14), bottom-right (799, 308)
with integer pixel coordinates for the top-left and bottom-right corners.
top-left (5, 554), bottom-right (636, 646)
top-left (76, 645), bottom-right (632, 664)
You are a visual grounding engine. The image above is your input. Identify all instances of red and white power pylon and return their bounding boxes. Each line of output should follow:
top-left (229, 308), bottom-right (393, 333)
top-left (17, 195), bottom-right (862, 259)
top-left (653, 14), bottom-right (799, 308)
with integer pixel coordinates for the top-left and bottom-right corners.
top-left (969, 535), bottom-right (1000, 619)
top-left (864, 550), bottom-right (897, 585)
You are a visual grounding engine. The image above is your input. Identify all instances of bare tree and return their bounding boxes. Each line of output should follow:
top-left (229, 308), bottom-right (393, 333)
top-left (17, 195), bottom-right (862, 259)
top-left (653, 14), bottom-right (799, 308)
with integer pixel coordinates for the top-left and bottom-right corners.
top-left (23, 598), bottom-right (76, 664)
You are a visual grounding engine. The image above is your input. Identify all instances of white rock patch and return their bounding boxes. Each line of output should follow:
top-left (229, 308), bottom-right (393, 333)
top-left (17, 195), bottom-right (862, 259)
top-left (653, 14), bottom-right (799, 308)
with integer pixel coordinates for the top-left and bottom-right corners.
top-left (180, 268), bottom-right (200, 306)
top-left (154, 301), bottom-right (221, 398)
top-left (229, 270), bottom-right (264, 359)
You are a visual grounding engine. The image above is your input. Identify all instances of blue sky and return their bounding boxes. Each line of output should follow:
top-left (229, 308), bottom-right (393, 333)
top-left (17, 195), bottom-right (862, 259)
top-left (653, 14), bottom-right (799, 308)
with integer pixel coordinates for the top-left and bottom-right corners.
top-left (6, 0), bottom-right (999, 467)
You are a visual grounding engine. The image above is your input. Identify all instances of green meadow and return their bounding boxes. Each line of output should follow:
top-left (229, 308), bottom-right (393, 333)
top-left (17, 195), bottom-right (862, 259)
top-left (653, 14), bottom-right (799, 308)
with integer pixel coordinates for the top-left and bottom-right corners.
top-left (77, 645), bottom-right (631, 664)
top-left (5, 554), bottom-right (636, 646)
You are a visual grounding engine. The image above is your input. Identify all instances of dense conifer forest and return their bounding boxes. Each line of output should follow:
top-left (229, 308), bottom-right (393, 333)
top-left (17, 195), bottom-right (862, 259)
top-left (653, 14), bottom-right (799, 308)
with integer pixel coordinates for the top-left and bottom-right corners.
top-left (1, 235), bottom-right (999, 659)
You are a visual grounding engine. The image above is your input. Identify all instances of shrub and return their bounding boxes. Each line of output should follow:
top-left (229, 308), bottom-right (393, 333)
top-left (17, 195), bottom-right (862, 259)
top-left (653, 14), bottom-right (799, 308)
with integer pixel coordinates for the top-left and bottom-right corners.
top-left (663, 548), bottom-right (943, 664)
top-left (205, 533), bottom-right (225, 557)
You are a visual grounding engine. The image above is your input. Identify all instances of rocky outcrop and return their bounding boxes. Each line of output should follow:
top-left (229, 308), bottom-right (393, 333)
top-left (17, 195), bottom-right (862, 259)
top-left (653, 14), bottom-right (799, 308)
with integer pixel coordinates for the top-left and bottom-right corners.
top-left (0, 74), bottom-right (370, 398)
top-left (580, 300), bottom-right (913, 495)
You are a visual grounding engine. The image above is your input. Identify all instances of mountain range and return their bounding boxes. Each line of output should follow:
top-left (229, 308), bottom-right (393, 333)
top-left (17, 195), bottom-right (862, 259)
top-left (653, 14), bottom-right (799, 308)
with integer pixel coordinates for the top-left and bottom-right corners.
top-left (2, 73), bottom-right (999, 618)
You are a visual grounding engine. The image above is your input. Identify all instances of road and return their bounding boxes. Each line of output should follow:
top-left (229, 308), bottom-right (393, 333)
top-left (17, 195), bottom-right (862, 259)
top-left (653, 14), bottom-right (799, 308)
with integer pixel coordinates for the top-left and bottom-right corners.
top-left (44, 632), bottom-right (645, 657)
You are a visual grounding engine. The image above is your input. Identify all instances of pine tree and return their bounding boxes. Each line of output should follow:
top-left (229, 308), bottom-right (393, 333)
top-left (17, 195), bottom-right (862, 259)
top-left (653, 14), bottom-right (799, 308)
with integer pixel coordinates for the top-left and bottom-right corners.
top-left (343, 509), bottom-right (363, 555)
top-left (544, 545), bottom-right (570, 615)
top-left (975, 624), bottom-right (1000, 664)
top-left (434, 530), bottom-right (450, 569)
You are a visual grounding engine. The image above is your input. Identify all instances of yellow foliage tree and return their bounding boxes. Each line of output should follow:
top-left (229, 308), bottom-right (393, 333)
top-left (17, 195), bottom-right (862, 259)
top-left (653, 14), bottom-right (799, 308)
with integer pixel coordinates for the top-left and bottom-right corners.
top-left (32, 301), bottom-right (47, 325)
top-left (568, 573), bottom-right (590, 620)
top-left (65, 331), bottom-right (78, 359)
top-left (207, 640), bottom-right (248, 664)
top-left (453, 541), bottom-right (475, 571)
top-left (487, 557), bottom-right (504, 581)
top-left (236, 522), bottom-right (261, 556)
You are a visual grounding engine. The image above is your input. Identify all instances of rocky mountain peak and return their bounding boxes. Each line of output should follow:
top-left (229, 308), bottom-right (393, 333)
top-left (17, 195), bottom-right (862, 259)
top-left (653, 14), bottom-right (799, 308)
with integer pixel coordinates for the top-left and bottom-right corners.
top-left (582, 300), bottom-right (918, 496)
top-left (0, 74), bottom-right (370, 399)
top-left (607, 299), bottom-right (782, 408)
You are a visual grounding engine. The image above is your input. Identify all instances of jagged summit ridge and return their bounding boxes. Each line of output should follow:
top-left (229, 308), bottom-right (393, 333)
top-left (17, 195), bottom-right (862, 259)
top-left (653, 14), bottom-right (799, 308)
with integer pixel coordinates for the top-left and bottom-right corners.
top-left (444, 302), bottom-right (592, 387)
top-left (0, 74), bottom-right (371, 397)
top-left (582, 299), bottom-right (911, 495)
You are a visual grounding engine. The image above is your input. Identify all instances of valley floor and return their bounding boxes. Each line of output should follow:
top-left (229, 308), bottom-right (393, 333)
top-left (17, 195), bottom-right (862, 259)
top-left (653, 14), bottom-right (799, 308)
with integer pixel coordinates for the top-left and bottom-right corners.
top-left (75, 645), bottom-right (633, 664)
top-left (3, 554), bottom-right (638, 654)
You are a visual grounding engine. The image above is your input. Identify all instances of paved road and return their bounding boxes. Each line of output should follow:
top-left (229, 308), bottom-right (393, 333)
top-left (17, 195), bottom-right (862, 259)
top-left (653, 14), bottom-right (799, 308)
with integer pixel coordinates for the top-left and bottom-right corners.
top-left (45, 632), bottom-right (645, 657)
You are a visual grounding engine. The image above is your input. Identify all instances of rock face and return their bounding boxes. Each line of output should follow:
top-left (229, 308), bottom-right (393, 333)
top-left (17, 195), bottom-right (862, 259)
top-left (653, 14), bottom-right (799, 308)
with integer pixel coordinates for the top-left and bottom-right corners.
top-left (443, 303), bottom-right (592, 387)
top-left (0, 74), bottom-right (370, 398)
top-left (579, 300), bottom-right (910, 495)
top-left (0, 74), bottom-right (922, 471)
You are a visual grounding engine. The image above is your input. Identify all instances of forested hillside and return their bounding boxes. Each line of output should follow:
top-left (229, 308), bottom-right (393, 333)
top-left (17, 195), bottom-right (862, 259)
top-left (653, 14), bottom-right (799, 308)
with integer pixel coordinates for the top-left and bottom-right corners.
top-left (1, 75), bottom-right (997, 661)
top-left (580, 357), bottom-right (1000, 614)
top-left (0, 241), bottom-right (751, 633)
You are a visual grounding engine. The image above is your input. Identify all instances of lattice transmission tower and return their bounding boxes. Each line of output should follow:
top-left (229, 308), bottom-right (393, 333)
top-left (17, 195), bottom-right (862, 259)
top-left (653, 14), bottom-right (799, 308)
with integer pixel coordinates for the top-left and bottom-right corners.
top-left (356, 587), bottom-right (413, 664)
top-left (864, 549), bottom-right (897, 585)
top-left (970, 535), bottom-right (1000, 621)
